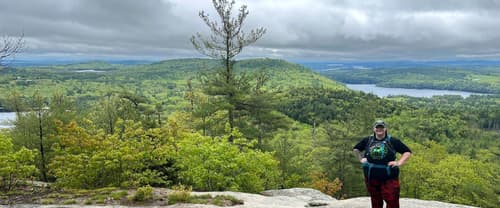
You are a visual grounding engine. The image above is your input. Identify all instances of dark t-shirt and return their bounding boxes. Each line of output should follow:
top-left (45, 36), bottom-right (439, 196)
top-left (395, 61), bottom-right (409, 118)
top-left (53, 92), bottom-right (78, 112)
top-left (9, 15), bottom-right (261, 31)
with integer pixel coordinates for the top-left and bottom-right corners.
top-left (353, 135), bottom-right (412, 180)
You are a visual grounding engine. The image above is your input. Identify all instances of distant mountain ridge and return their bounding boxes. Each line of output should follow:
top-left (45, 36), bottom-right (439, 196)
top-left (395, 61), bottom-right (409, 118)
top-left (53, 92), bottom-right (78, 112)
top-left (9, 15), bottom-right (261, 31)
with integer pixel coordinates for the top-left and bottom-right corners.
top-left (298, 60), bottom-right (500, 71)
top-left (7, 59), bottom-right (156, 67)
top-left (12, 58), bottom-right (500, 69)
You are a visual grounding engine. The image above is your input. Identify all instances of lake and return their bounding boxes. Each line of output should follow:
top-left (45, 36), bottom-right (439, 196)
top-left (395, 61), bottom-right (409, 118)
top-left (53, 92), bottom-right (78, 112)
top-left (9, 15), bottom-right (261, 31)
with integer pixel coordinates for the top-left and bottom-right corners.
top-left (345, 84), bottom-right (487, 98)
top-left (0, 112), bottom-right (16, 129)
top-left (0, 85), bottom-right (489, 128)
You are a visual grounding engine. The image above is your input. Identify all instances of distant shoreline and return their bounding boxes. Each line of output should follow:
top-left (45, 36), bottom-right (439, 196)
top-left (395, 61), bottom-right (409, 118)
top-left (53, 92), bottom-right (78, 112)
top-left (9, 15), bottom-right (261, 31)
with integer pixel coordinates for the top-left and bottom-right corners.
top-left (345, 84), bottom-right (492, 98)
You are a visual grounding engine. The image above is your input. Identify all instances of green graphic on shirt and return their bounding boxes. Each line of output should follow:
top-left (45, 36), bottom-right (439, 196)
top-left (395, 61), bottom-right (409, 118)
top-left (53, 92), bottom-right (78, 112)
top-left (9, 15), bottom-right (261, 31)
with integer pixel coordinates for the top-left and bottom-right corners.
top-left (369, 142), bottom-right (388, 160)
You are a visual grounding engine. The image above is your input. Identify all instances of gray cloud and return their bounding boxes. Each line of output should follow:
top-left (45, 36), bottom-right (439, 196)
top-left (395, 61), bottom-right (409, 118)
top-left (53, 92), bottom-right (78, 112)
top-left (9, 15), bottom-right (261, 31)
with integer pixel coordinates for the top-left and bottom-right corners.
top-left (1, 0), bottom-right (499, 61)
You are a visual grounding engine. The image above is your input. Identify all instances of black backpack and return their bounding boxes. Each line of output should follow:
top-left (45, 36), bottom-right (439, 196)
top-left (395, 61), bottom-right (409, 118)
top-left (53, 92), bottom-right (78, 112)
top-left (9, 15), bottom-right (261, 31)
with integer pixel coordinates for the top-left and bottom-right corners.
top-left (365, 135), bottom-right (396, 161)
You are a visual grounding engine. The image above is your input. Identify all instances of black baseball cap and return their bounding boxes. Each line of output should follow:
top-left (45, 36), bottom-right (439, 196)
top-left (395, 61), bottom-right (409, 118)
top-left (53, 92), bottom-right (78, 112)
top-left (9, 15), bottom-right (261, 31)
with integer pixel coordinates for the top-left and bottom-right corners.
top-left (373, 120), bottom-right (386, 128)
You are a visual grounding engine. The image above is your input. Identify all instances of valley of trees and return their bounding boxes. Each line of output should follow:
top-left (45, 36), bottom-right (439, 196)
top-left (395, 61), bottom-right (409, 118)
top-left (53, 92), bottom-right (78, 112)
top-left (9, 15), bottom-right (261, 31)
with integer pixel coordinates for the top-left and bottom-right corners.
top-left (0, 58), bottom-right (498, 207)
top-left (1, 0), bottom-right (499, 207)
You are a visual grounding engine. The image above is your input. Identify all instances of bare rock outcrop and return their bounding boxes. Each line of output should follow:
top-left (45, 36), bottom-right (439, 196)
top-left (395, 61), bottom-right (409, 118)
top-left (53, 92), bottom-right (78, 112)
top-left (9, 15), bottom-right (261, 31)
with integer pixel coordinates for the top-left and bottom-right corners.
top-left (1, 188), bottom-right (479, 208)
top-left (184, 188), bottom-right (478, 208)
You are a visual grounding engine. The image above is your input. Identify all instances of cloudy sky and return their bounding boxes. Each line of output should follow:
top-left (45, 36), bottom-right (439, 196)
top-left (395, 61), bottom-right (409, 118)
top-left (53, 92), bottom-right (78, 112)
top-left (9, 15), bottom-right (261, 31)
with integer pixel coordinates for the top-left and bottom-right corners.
top-left (1, 0), bottom-right (500, 62)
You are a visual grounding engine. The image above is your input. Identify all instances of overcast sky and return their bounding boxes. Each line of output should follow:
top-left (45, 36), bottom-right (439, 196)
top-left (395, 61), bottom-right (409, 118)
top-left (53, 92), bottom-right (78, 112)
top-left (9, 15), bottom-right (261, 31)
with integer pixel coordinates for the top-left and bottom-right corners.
top-left (1, 0), bottom-right (500, 62)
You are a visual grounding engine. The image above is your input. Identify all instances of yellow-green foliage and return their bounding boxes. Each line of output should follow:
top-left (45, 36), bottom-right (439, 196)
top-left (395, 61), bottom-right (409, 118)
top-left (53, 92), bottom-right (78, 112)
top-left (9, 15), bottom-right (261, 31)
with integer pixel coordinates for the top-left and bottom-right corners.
top-left (214, 195), bottom-right (244, 205)
top-left (176, 130), bottom-right (280, 192)
top-left (0, 133), bottom-right (37, 191)
top-left (49, 120), bottom-right (175, 189)
top-left (401, 141), bottom-right (498, 208)
top-left (62, 199), bottom-right (77, 204)
top-left (90, 193), bottom-right (108, 204)
top-left (41, 198), bottom-right (55, 204)
top-left (131, 185), bottom-right (153, 202)
top-left (111, 190), bottom-right (128, 200)
top-left (167, 186), bottom-right (244, 206)
top-left (167, 185), bottom-right (192, 205)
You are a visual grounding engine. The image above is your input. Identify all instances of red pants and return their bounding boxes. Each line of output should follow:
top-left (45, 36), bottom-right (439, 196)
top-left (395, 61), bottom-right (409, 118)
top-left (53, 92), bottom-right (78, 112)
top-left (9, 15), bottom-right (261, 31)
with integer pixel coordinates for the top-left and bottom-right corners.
top-left (365, 178), bottom-right (400, 208)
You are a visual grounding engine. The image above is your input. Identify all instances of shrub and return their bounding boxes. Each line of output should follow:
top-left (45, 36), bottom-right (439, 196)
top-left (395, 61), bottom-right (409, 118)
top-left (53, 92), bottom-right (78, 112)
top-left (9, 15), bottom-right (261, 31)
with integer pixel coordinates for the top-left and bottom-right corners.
top-left (176, 133), bottom-right (280, 192)
top-left (0, 134), bottom-right (37, 191)
top-left (222, 195), bottom-right (244, 205)
top-left (308, 171), bottom-right (342, 196)
top-left (167, 184), bottom-right (192, 205)
top-left (49, 121), bottom-right (176, 189)
top-left (131, 185), bottom-right (153, 202)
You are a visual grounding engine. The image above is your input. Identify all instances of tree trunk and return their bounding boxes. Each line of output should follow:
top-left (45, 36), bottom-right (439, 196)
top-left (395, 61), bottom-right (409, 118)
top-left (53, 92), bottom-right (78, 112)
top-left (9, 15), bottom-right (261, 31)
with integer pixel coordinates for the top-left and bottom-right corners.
top-left (38, 110), bottom-right (47, 182)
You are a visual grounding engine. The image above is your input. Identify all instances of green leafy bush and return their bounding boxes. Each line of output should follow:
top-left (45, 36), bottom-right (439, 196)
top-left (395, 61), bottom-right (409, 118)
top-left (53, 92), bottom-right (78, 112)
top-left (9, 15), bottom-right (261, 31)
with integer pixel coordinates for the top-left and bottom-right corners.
top-left (131, 185), bottom-right (153, 202)
top-left (49, 121), bottom-right (175, 189)
top-left (175, 131), bottom-right (280, 192)
top-left (0, 133), bottom-right (37, 191)
top-left (167, 185), bottom-right (192, 205)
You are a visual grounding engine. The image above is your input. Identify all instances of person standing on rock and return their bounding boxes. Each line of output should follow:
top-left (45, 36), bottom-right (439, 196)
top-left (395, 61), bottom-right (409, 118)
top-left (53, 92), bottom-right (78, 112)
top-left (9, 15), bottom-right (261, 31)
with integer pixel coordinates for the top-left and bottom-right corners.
top-left (353, 120), bottom-right (412, 208)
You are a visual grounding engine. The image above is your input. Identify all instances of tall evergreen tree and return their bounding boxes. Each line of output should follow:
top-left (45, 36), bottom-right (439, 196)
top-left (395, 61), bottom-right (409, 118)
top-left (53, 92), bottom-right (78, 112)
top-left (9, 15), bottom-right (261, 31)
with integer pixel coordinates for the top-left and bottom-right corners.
top-left (191, 0), bottom-right (266, 141)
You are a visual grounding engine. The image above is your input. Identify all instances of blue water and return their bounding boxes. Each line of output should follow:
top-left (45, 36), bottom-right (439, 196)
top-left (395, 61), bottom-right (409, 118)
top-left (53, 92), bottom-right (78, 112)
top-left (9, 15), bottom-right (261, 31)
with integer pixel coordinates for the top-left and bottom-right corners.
top-left (346, 84), bottom-right (487, 98)
top-left (0, 112), bottom-right (16, 129)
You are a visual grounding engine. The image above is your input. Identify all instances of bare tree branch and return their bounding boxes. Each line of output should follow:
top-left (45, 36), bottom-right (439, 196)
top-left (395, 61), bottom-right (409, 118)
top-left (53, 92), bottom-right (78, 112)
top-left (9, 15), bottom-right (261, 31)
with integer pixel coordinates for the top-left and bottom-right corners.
top-left (191, 0), bottom-right (266, 61)
top-left (0, 33), bottom-right (25, 66)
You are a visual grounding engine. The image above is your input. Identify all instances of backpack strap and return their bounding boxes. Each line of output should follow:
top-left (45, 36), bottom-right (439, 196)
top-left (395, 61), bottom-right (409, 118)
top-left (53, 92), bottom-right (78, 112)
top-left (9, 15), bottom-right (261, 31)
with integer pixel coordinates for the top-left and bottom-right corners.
top-left (364, 135), bottom-right (375, 156)
top-left (365, 134), bottom-right (396, 157)
top-left (385, 135), bottom-right (396, 154)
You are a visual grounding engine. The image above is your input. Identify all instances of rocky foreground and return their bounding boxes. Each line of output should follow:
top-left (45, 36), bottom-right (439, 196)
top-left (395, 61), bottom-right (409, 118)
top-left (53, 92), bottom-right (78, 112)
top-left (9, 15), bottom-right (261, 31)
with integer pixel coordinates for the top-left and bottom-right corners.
top-left (3, 188), bottom-right (478, 208)
top-left (183, 188), bottom-right (478, 208)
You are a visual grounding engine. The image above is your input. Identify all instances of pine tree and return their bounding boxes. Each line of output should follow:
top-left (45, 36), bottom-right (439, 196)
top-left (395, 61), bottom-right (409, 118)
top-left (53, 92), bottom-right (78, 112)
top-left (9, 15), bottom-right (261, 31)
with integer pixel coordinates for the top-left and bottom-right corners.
top-left (191, 0), bottom-right (266, 142)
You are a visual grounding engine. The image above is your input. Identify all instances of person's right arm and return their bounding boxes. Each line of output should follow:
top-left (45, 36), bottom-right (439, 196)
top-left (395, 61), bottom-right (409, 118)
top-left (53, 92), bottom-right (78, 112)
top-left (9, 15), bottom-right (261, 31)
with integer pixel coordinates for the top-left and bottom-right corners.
top-left (353, 149), bottom-right (367, 163)
top-left (353, 138), bottom-right (368, 163)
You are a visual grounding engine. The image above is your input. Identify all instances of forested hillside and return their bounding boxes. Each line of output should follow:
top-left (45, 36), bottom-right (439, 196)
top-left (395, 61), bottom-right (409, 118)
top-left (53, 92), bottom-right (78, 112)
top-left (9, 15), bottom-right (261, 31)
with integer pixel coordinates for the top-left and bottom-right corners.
top-left (0, 58), bottom-right (343, 112)
top-left (319, 67), bottom-right (500, 94)
top-left (0, 58), bottom-right (498, 207)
